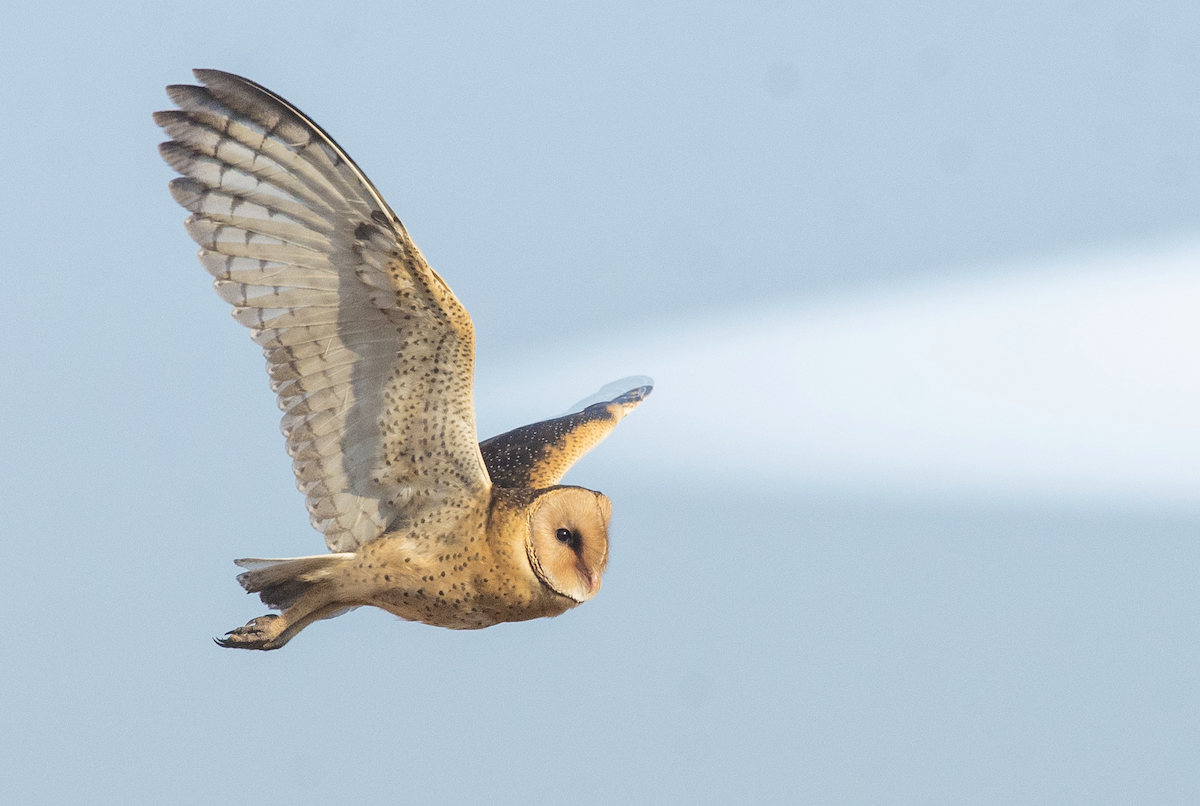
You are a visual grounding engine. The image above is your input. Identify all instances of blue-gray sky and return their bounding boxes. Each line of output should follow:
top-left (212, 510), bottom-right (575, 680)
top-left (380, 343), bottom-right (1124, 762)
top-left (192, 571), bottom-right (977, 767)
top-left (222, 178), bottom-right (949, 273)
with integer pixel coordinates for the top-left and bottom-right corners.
top-left (2, 2), bottom-right (1198, 803)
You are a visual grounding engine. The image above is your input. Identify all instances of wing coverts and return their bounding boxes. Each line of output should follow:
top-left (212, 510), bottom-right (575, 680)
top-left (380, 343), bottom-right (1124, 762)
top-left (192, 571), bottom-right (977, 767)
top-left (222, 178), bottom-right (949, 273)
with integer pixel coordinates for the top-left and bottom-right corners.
top-left (480, 384), bottom-right (652, 488)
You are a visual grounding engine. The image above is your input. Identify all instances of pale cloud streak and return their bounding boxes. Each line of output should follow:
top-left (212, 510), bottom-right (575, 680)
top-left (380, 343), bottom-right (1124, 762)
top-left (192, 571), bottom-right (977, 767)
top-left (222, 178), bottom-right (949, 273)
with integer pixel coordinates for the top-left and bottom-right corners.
top-left (479, 241), bottom-right (1200, 505)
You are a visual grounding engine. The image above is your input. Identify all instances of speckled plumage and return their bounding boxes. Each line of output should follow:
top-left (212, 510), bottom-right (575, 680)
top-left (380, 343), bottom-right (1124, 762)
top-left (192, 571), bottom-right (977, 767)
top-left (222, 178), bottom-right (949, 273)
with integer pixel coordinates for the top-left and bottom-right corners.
top-left (155, 70), bottom-right (650, 650)
top-left (480, 385), bottom-right (652, 488)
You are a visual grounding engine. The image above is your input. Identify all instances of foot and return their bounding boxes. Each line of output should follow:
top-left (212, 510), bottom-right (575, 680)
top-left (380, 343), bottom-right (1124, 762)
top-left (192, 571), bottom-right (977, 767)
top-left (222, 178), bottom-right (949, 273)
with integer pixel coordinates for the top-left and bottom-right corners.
top-left (215, 614), bottom-right (285, 650)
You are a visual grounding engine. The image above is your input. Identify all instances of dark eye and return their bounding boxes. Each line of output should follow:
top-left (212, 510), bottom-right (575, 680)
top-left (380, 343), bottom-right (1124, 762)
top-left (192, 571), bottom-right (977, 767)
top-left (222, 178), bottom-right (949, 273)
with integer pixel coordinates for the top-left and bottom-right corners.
top-left (555, 528), bottom-right (573, 544)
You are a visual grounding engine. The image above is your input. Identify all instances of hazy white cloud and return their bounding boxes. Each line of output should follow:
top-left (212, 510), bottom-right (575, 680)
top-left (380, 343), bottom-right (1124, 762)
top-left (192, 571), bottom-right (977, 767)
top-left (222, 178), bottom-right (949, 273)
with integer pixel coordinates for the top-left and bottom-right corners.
top-left (479, 241), bottom-right (1200, 505)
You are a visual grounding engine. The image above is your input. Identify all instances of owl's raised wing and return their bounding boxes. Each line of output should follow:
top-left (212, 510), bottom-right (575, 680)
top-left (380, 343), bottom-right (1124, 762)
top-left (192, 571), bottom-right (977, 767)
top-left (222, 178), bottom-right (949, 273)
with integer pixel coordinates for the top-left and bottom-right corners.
top-left (480, 379), bottom-right (652, 488)
top-left (156, 69), bottom-right (489, 552)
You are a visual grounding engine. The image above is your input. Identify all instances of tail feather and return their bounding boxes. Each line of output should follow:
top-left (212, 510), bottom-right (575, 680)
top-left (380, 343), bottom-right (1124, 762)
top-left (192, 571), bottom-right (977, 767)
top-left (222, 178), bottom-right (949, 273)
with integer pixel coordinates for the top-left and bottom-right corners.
top-left (233, 554), bottom-right (354, 610)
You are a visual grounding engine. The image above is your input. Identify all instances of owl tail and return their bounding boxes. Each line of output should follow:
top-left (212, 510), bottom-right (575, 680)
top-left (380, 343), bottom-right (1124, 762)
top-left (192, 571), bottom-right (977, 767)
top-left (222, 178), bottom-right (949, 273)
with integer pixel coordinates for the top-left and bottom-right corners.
top-left (233, 554), bottom-right (356, 610)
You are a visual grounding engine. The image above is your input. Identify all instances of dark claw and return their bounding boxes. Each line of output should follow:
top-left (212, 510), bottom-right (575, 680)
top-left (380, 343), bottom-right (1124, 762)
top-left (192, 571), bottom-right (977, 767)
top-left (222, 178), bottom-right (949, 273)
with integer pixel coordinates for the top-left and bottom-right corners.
top-left (213, 614), bottom-right (282, 650)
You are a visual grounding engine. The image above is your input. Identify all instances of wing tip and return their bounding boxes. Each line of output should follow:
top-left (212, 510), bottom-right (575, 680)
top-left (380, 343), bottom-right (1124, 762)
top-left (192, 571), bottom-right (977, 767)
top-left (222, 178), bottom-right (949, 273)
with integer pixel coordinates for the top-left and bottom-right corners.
top-left (612, 382), bottom-right (653, 407)
top-left (192, 67), bottom-right (239, 86)
top-left (567, 375), bottom-right (654, 415)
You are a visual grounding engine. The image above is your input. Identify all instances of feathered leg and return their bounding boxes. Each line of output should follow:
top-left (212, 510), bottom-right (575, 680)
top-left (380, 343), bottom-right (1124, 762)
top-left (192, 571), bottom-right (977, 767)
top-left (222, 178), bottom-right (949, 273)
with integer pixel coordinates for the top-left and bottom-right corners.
top-left (215, 554), bottom-right (355, 650)
top-left (215, 603), bottom-right (348, 650)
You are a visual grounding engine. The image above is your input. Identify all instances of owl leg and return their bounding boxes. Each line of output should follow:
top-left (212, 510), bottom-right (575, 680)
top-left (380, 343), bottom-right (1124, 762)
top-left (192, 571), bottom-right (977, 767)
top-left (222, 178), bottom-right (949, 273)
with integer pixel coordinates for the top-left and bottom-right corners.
top-left (216, 553), bottom-right (358, 650)
top-left (215, 614), bottom-right (285, 649)
top-left (215, 600), bottom-right (347, 650)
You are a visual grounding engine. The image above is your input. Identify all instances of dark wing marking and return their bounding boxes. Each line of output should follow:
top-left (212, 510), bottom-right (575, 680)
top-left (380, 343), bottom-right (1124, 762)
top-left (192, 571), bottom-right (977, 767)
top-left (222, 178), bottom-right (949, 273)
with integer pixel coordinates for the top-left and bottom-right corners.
top-left (480, 382), bottom-right (652, 488)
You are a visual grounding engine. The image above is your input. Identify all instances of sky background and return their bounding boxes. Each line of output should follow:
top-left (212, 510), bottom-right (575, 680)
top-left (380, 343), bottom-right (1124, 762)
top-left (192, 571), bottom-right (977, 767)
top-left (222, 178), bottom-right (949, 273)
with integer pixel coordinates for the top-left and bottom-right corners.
top-left (2, 1), bottom-right (1199, 803)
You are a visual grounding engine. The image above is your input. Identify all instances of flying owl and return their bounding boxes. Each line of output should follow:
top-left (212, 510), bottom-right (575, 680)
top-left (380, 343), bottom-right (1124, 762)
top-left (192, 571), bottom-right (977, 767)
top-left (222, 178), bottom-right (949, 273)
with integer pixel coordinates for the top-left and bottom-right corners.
top-left (154, 70), bottom-right (651, 650)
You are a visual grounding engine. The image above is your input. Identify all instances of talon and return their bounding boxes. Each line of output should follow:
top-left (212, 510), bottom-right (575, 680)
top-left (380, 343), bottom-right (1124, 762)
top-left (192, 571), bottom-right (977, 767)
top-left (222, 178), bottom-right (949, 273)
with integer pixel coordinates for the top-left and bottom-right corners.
top-left (215, 614), bottom-right (285, 650)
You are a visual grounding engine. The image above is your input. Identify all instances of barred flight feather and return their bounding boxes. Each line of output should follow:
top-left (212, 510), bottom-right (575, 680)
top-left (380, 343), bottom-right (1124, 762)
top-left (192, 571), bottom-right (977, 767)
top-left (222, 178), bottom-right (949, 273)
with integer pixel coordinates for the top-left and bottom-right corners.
top-left (157, 69), bottom-right (490, 552)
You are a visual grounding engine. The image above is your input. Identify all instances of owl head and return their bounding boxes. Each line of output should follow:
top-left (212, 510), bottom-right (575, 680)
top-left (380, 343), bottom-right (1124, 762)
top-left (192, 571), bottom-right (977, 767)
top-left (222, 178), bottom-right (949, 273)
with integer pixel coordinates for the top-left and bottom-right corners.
top-left (525, 486), bottom-right (612, 603)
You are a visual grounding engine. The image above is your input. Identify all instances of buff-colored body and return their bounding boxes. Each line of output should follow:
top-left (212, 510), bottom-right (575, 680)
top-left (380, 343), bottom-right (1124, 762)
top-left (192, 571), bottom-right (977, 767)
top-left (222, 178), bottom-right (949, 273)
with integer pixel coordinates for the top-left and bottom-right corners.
top-left (225, 484), bottom-right (615, 649)
top-left (155, 70), bottom-right (647, 649)
top-left (236, 492), bottom-right (577, 649)
top-left (335, 492), bottom-right (575, 630)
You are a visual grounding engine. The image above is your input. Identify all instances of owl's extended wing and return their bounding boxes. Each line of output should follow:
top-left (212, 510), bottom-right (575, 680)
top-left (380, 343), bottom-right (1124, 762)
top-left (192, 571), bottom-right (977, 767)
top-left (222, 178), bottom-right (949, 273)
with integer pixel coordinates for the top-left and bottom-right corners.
top-left (156, 70), bottom-right (489, 552)
top-left (480, 379), bottom-right (652, 488)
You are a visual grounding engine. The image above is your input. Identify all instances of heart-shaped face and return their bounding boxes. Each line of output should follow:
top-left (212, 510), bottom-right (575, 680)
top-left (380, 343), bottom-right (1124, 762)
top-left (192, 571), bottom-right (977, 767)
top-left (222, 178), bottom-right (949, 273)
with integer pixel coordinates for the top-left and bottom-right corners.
top-left (526, 487), bottom-right (612, 603)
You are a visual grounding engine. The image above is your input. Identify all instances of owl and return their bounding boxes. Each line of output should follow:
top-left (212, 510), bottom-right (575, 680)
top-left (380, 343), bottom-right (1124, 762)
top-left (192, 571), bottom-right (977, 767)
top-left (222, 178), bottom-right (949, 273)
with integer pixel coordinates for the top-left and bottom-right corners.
top-left (155, 70), bottom-right (651, 650)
